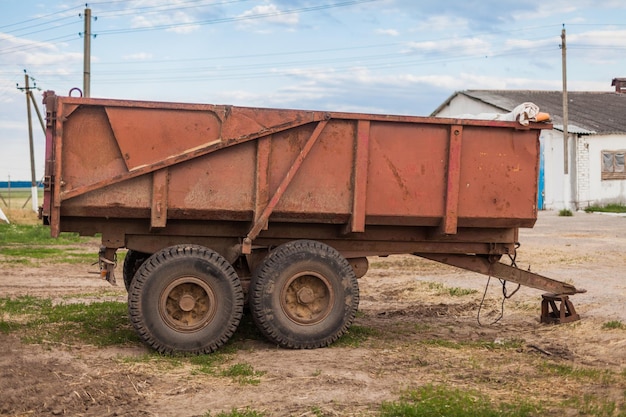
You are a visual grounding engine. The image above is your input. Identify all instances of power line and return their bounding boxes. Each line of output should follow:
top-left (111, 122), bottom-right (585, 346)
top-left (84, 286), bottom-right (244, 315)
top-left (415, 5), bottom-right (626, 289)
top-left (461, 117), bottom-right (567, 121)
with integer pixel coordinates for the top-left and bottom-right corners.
top-left (3, 19), bottom-right (80, 39)
top-left (0, 0), bottom-right (378, 56)
top-left (0, 4), bottom-right (82, 31)
top-left (3, 38), bottom-right (558, 81)
top-left (28, 43), bottom-right (556, 86)
top-left (2, 15), bottom-right (77, 36)
top-left (2, 5), bottom-right (623, 91)
top-left (95, 0), bottom-right (380, 35)
top-left (94, 0), bottom-right (255, 18)
top-left (0, 28), bottom-right (569, 82)
top-left (0, 33), bottom-right (81, 55)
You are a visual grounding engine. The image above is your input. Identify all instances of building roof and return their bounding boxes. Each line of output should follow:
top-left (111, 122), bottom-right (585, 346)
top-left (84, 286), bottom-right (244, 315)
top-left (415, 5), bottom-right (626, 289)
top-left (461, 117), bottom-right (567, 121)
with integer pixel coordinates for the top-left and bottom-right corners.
top-left (432, 90), bottom-right (626, 135)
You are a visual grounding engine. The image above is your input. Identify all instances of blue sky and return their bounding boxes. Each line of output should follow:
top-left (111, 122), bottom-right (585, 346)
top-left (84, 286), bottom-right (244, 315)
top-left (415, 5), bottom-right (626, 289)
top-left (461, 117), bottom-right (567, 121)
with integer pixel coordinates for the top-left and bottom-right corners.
top-left (1, 0), bottom-right (626, 180)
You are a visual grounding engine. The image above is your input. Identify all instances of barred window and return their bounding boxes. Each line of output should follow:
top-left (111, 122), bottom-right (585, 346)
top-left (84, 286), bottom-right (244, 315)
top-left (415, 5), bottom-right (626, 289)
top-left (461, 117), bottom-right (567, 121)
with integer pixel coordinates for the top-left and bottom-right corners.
top-left (602, 150), bottom-right (626, 180)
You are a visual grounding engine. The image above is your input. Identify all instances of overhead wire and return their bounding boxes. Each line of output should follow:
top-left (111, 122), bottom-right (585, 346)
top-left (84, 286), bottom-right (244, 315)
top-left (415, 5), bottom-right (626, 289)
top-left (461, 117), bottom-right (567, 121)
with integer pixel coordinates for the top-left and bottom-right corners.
top-left (24, 43), bottom-right (558, 86)
top-left (0, 33), bottom-right (81, 56)
top-left (95, 0), bottom-right (380, 35)
top-left (3, 19), bottom-right (81, 39)
top-left (0, 4), bottom-right (82, 31)
top-left (0, 0), bottom-right (378, 55)
top-left (94, 0), bottom-right (255, 18)
top-left (2, 15), bottom-right (77, 36)
top-left (82, 27), bottom-right (561, 75)
top-left (1, 1), bottom-right (623, 91)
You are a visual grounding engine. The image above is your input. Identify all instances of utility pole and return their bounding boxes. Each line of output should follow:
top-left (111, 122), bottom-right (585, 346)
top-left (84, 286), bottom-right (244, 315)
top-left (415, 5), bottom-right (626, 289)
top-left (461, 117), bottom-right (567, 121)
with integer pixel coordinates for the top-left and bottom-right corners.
top-left (16, 70), bottom-right (39, 213)
top-left (83, 5), bottom-right (92, 97)
top-left (28, 91), bottom-right (46, 135)
top-left (561, 26), bottom-right (569, 175)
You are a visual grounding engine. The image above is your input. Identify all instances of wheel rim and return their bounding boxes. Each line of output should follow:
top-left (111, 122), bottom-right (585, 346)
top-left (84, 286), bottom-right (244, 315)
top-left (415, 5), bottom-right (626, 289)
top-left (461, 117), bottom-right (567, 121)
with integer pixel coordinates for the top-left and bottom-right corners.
top-left (280, 271), bottom-right (334, 325)
top-left (159, 276), bottom-right (218, 332)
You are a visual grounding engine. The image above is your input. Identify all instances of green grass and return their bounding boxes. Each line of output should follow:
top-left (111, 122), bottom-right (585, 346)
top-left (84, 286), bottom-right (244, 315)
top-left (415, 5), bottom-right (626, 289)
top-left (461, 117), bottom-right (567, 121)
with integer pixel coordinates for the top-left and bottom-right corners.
top-left (189, 352), bottom-right (235, 374)
top-left (558, 209), bottom-right (574, 216)
top-left (199, 384), bottom-right (545, 417)
top-left (421, 338), bottom-right (524, 350)
top-left (204, 408), bottom-right (266, 417)
top-left (334, 324), bottom-right (379, 347)
top-left (0, 296), bottom-right (138, 347)
top-left (121, 353), bottom-right (186, 371)
top-left (201, 384), bottom-right (544, 417)
top-left (585, 203), bottom-right (626, 214)
top-left (602, 320), bottom-right (626, 330)
top-left (0, 223), bottom-right (90, 245)
top-left (0, 246), bottom-right (97, 265)
top-left (219, 362), bottom-right (266, 385)
top-left (425, 281), bottom-right (477, 296)
top-left (1, 294), bottom-right (264, 383)
top-left (0, 224), bottom-right (98, 265)
top-left (539, 362), bottom-right (616, 386)
top-left (0, 188), bottom-right (41, 199)
top-left (380, 384), bottom-right (540, 417)
top-left (564, 393), bottom-right (624, 417)
top-left (370, 257), bottom-right (428, 269)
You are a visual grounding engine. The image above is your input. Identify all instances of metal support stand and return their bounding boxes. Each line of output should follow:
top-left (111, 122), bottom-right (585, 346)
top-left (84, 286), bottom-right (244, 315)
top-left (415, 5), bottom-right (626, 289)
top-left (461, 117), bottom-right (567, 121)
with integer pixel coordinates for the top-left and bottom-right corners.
top-left (541, 293), bottom-right (580, 324)
top-left (98, 246), bottom-right (118, 285)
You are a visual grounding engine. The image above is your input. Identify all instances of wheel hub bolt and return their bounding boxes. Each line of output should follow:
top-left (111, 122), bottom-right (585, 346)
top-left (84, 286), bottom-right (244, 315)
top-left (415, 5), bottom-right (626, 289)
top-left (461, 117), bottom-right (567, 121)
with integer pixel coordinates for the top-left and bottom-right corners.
top-left (297, 287), bottom-right (315, 304)
top-left (179, 294), bottom-right (196, 312)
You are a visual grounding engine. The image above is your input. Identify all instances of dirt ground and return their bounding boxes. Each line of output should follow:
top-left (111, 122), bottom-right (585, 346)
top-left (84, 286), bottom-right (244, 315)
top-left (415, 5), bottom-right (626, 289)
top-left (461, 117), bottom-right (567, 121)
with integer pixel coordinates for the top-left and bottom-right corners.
top-left (1, 210), bottom-right (625, 416)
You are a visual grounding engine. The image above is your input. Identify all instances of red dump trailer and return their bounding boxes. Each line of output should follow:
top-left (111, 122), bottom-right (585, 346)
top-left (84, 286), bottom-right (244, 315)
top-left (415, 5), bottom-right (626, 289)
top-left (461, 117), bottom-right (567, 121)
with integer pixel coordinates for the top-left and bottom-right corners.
top-left (41, 91), bottom-right (583, 354)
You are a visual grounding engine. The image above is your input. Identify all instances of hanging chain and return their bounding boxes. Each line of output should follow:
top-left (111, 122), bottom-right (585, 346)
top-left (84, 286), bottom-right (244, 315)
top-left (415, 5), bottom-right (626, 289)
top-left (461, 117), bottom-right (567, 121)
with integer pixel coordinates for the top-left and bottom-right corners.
top-left (477, 243), bottom-right (522, 326)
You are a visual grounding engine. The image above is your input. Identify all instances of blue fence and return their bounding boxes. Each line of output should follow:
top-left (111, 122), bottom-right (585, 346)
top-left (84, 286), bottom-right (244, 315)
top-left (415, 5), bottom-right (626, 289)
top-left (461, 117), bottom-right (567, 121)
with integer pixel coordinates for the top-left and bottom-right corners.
top-left (0, 181), bottom-right (43, 189)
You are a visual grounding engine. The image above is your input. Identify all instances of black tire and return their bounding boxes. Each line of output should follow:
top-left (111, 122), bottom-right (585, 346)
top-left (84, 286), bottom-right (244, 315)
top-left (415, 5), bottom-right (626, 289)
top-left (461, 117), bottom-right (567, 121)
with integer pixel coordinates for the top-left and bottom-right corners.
top-left (123, 250), bottom-right (150, 291)
top-left (128, 245), bottom-right (244, 354)
top-left (250, 240), bottom-right (359, 349)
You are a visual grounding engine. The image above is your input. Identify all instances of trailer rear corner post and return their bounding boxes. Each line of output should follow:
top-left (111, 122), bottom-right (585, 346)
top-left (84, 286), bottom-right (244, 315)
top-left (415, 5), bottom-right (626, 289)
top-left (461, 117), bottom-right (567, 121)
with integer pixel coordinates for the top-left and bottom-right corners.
top-left (99, 246), bottom-right (118, 285)
top-left (99, 228), bottom-right (125, 285)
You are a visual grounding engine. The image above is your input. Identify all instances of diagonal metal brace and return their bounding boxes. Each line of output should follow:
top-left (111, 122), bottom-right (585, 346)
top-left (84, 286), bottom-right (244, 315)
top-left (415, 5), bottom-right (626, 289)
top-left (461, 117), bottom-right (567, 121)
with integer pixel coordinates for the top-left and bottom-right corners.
top-left (416, 253), bottom-right (585, 295)
top-left (242, 119), bottom-right (329, 254)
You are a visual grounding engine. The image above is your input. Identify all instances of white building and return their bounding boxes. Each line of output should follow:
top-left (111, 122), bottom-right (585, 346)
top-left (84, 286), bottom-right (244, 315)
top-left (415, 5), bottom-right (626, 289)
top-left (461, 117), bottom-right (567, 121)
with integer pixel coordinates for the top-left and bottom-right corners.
top-left (432, 79), bottom-right (626, 210)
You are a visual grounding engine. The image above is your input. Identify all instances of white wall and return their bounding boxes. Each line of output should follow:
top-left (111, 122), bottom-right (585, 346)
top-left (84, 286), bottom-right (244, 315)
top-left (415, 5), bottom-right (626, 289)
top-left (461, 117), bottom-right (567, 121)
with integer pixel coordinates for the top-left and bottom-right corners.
top-left (584, 133), bottom-right (626, 206)
top-left (540, 130), bottom-right (575, 210)
top-left (541, 132), bottom-right (626, 209)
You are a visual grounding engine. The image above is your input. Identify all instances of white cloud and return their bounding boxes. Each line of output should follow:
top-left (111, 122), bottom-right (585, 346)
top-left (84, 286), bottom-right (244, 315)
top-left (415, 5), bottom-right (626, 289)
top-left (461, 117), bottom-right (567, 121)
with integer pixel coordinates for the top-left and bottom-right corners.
top-left (0, 33), bottom-right (82, 86)
top-left (376, 28), bottom-right (399, 36)
top-left (504, 36), bottom-right (556, 50)
top-left (131, 11), bottom-right (200, 34)
top-left (405, 37), bottom-right (492, 57)
top-left (569, 29), bottom-right (626, 47)
top-left (236, 3), bottom-right (299, 32)
top-left (413, 15), bottom-right (469, 32)
top-left (512, 2), bottom-right (578, 21)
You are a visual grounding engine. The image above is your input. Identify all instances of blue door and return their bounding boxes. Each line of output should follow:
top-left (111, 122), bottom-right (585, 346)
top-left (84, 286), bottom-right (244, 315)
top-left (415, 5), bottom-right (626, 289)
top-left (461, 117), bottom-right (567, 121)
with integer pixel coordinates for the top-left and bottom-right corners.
top-left (538, 139), bottom-right (545, 210)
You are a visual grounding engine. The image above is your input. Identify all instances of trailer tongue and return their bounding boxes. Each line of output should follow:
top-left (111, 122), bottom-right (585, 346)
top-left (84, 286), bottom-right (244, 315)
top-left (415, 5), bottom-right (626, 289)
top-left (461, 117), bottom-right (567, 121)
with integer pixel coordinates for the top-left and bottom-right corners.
top-left (41, 91), bottom-right (583, 354)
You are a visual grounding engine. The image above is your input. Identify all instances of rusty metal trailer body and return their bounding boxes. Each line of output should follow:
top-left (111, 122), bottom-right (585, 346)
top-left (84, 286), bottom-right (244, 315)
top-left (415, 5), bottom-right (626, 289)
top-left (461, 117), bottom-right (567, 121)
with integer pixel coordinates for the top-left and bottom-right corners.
top-left (41, 92), bottom-right (581, 354)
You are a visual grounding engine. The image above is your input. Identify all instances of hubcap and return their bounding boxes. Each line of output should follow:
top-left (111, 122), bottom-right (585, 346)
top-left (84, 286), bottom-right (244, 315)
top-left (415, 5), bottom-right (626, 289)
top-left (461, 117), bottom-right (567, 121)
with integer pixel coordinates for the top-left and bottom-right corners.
top-left (159, 276), bottom-right (217, 332)
top-left (281, 271), bottom-right (334, 325)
